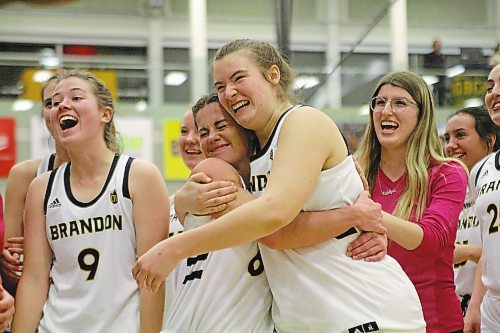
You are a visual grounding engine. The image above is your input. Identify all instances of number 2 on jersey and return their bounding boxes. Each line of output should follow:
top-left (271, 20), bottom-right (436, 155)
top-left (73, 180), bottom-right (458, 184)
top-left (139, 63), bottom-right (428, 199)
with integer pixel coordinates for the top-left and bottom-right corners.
top-left (78, 248), bottom-right (100, 281)
top-left (487, 203), bottom-right (499, 234)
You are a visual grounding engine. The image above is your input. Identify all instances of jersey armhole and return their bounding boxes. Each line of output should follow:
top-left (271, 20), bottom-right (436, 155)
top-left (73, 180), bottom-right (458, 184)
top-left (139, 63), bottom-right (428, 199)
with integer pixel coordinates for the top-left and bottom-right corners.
top-left (43, 168), bottom-right (59, 215)
top-left (122, 157), bottom-right (135, 199)
top-left (474, 154), bottom-right (493, 187)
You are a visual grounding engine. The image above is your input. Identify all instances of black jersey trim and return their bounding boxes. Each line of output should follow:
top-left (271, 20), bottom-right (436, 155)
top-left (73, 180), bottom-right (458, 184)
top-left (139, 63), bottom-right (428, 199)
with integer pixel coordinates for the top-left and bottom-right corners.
top-left (122, 157), bottom-right (135, 199)
top-left (250, 105), bottom-right (301, 162)
top-left (47, 153), bottom-right (56, 171)
top-left (44, 168), bottom-right (59, 215)
top-left (64, 154), bottom-right (121, 208)
top-left (495, 150), bottom-right (500, 171)
top-left (474, 150), bottom-right (500, 187)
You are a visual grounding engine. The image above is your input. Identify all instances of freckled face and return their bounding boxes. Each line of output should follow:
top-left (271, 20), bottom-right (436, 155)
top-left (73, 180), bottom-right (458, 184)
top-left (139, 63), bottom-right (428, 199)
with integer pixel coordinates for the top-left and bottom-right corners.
top-left (51, 77), bottom-right (104, 147)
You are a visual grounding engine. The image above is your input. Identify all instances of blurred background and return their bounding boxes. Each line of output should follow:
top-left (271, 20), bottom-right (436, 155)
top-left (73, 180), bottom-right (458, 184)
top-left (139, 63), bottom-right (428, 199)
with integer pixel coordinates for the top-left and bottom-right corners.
top-left (0, 0), bottom-right (499, 192)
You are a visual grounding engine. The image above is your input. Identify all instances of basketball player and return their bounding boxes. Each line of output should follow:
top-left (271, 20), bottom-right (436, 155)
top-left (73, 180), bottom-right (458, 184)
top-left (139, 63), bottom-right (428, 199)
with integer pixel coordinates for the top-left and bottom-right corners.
top-left (11, 69), bottom-right (169, 333)
top-left (164, 95), bottom-right (273, 332)
top-left (444, 107), bottom-right (500, 317)
top-left (165, 93), bottom-right (389, 332)
top-left (135, 40), bottom-right (426, 332)
top-left (464, 64), bottom-right (500, 333)
top-left (2, 74), bottom-right (69, 293)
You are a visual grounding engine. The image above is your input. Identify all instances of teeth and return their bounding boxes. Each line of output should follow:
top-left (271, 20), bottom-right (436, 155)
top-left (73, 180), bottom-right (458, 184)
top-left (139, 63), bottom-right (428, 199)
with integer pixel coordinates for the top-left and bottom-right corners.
top-left (185, 149), bottom-right (201, 155)
top-left (60, 115), bottom-right (77, 124)
top-left (381, 121), bottom-right (398, 126)
top-left (232, 101), bottom-right (248, 112)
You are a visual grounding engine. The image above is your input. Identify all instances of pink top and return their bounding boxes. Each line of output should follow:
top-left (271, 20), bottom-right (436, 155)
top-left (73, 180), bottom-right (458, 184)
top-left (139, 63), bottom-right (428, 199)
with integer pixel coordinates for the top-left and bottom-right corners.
top-left (373, 161), bottom-right (467, 333)
top-left (0, 194), bottom-right (4, 251)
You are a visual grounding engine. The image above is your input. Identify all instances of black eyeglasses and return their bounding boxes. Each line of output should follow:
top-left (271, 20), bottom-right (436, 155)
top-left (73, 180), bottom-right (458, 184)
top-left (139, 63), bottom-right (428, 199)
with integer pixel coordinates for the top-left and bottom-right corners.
top-left (370, 97), bottom-right (418, 113)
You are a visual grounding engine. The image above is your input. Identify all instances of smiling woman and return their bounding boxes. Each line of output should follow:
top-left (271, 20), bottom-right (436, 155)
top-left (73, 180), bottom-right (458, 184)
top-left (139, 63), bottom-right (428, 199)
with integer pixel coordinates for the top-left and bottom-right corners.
top-left (356, 71), bottom-right (468, 333)
top-left (463, 64), bottom-right (500, 333)
top-left (11, 69), bottom-right (170, 333)
top-left (444, 106), bottom-right (500, 319)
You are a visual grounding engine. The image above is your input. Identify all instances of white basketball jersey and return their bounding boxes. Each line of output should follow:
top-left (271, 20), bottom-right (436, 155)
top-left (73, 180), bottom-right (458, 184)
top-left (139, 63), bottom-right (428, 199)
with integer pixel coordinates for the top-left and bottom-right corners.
top-left (164, 212), bottom-right (273, 333)
top-left (39, 155), bottom-right (140, 333)
top-left (250, 107), bottom-right (425, 333)
top-left (454, 188), bottom-right (481, 297)
top-left (163, 199), bottom-right (185, 326)
top-left (470, 151), bottom-right (500, 292)
top-left (36, 153), bottom-right (56, 176)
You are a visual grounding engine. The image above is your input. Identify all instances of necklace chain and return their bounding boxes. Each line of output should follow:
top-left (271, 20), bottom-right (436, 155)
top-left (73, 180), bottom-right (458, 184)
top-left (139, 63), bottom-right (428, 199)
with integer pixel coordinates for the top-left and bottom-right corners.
top-left (378, 169), bottom-right (407, 196)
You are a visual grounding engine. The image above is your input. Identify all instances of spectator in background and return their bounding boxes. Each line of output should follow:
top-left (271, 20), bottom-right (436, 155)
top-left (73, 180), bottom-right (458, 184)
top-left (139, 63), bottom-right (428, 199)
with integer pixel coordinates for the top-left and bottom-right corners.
top-left (424, 39), bottom-right (447, 106)
top-left (488, 43), bottom-right (500, 68)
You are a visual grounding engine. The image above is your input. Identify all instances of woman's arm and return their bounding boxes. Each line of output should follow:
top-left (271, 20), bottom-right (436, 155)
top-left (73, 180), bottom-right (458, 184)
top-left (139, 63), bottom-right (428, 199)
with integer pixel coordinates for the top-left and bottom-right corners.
top-left (11, 174), bottom-right (52, 333)
top-left (2, 160), bottom-right (40, 283)
top-left (129, 160), bottom-right (170, 333)
top-left (453, 243), bottom-right (482, 264)
top-left (259, 191), bottom-right (384, 248)
top-left (384, 162), bottom-right (467, 251)
top-left (133, 107), bottom-right (348, 292)
top-left (173, 172), bottom-right (237, 224)
top-left (464, 258), bottom-right (485, 332)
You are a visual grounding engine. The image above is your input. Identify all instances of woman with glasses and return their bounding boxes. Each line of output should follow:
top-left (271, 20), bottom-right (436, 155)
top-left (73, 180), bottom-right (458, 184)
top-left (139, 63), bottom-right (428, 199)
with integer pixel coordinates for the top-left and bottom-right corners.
top-left (355, 71), bottom-right (468, 333)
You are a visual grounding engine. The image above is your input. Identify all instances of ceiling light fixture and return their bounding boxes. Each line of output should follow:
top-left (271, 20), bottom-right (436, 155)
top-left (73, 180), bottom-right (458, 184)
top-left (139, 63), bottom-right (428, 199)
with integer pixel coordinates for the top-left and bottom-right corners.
top-left (164, 71), bottom-right (187, 86)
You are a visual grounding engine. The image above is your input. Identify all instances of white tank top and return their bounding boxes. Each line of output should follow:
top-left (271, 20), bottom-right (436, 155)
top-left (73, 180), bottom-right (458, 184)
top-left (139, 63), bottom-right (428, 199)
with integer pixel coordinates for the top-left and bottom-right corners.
top-left (454, 187), bottom-right (481, 297)
top-left (470, 151), bottom-right (500, 292)
top-left (36, 153), bottom-right (56, 176)
top-left (250, 107), bottom-right (425, 332)
top-left (39, 155), bottom-right (140, 333)
top-left (164, 212), bottom-right (273, 333)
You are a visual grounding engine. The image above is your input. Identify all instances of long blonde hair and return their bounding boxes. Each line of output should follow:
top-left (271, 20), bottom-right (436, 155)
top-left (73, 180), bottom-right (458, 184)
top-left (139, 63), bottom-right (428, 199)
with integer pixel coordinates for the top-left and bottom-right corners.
top-left (356, 71), bottom-right (457, 220)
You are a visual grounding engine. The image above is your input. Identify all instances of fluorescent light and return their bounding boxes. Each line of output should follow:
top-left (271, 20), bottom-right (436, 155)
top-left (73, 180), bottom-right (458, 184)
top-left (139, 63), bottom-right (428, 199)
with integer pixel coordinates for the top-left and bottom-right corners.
top-left (293, 75), bottom-right (320, 90)
top-left (12, 99), bottom-right (34, 112)
top-left (33, 70), bottom-right (53, 83)
top-left (39, 48), bottom-right (60, 69)
top-left (164, 71), bottom-right (187, 86)
top-left (422, 75), bottom-right (439, 86)
top-left (136, 100), bottom-right (148, 112)
top-left (446, 65), bottom-right (465, 78)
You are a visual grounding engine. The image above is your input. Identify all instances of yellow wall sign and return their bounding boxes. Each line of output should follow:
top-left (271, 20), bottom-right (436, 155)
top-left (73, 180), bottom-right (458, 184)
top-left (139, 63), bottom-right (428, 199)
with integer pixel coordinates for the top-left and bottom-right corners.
top-left (21, 68), bottom-right (118, 101)
top-left (163, 119), bottom-right (190, 180)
